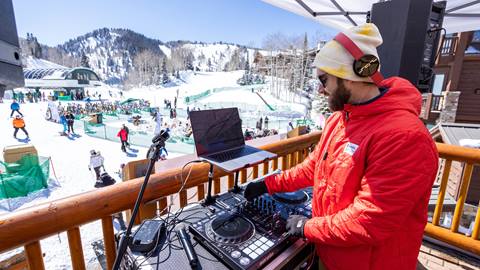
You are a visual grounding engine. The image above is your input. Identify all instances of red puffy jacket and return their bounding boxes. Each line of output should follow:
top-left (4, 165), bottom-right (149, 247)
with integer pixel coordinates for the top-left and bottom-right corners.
top-left (265, 77), bottom-right (438, 270)
top-left (117, 128), bottom-right (128, 141)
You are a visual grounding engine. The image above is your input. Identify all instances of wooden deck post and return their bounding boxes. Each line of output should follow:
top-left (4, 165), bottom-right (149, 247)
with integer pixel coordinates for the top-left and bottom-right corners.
top-left (25, 241), bottom-right (45, 270)
top-left (67, 227), bottom-right (86, 270)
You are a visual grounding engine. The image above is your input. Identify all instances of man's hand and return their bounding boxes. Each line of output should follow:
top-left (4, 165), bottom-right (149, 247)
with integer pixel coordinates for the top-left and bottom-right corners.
top-left (243, 181), bottom-right (268, 201)
top-left (286, 215), bottom-right (309, 237)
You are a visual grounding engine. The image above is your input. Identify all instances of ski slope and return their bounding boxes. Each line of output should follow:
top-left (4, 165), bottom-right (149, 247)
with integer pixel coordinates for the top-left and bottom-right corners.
top-left (0, 70), bottom-right (308, 268)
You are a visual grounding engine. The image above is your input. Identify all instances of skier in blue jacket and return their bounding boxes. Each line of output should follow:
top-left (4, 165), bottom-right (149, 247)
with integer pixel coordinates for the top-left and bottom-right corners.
top-left (10, 100), bottom-right (23, 117)
top-left (59, 112), bottom-right (68, 135)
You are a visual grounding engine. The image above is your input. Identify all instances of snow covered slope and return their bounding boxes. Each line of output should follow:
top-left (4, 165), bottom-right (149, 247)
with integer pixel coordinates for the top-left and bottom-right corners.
top-left (23, 56), bottom-right (67, 69)
top-left (54, 28), bottom-right (257, 84)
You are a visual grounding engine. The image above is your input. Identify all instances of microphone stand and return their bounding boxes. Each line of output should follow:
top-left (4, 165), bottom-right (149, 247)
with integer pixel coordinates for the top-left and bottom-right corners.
top-left (230, 171), bottom-right (241, 193)
top-left (112, 139), bottom-right (165, 270)
top-left (202, 162), bottom-right (216, 205)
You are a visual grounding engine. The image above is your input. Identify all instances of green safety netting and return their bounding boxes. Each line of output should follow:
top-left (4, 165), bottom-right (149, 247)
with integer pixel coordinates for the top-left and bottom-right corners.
top-left (184, 85), bottom-right (268, 104)
top-left (120, 98), bottom-right (141, 105)
top-left (184, 90), bottom-right (211, 103)
top-left (0, 154), bottom-right (50, 199)
top-left (74, 114), bottom-right (88, 120)
top-left (296, 119), bottom-right (315, 126)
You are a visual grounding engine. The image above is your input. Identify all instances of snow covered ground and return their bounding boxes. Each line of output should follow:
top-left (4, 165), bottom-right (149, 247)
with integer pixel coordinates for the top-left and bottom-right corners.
top-left (0, 71), bottom-right (309, 269)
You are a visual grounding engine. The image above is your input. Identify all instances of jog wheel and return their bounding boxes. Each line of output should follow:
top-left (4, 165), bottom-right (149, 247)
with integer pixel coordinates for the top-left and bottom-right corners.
top-left (206, 213), bottom-right (254, 245)
top-left (272, 190), bottom-right (309, 204)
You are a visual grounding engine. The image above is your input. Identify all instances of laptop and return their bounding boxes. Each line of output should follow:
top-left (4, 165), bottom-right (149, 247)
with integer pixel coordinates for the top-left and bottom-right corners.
top-left (189, 108), bottom-right (276, 172)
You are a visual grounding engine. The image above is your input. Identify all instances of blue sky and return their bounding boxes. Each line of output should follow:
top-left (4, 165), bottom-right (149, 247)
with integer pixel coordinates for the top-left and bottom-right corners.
top-left (12, 0), bottom-right (336, 48)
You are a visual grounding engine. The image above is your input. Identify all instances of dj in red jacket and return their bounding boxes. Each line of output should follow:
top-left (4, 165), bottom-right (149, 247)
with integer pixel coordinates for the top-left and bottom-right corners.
top-left (244, 23), bottom-right (438, 270)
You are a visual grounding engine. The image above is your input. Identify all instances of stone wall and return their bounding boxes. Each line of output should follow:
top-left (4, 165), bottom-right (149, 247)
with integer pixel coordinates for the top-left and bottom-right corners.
top-left (439, 91), bottom-right (460, 123)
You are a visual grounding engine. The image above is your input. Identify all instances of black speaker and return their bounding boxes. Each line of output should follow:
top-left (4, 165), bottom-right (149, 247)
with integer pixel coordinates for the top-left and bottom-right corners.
top-left (371, 0), bottom-right (446, 93)
top-left (0, 0), bottom-right (24, 96)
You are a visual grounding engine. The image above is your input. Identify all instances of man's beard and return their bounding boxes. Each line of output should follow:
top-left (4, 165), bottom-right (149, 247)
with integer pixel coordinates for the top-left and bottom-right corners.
top-left (328, 78), bottom-right (351, 112)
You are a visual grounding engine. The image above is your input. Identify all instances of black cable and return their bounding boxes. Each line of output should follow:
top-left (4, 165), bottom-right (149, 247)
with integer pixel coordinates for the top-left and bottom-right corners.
top-left (306, 244), bottom-right (316, 270)
top-left (131, 159), bottom-right (273, 268)
top-left (133, 159), bottom-right (204, 270)
top-left (157, 160), bottom-right (206, 215)
top-left (136, 203), bottom-right (207, 269)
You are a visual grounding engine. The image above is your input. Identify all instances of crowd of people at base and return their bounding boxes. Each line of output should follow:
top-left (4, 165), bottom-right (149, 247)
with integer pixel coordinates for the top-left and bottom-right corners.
top-left (53, 89), bottom-right (124, 102)
top-left (10, 89), bottom-right (46, 103)
top-left (243, 115), bottom-right (277, 140)
top-left (51, 99), bottom-right (151, 117)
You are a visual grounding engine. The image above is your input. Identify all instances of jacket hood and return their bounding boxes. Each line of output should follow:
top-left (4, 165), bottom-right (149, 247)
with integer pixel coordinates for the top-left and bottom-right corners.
top-left (343, 77), bottom-right (421, 118)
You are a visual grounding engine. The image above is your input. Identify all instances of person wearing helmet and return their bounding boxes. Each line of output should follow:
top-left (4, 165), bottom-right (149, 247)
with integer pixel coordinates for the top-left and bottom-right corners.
top-left (12, 115), bottom-right (29, 139)
top-left (88, 150), bottom-right (104, 180)
top-left (244, 23), bottom-right (438, 270)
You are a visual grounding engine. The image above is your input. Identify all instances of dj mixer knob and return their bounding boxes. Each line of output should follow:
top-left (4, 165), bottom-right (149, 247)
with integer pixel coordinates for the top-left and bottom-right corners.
top-left (273, 220), bottom-right (284, 234)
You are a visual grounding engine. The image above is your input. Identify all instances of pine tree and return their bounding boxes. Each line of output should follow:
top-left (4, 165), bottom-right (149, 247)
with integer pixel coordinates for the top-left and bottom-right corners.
top-left (244, 51), bottom-right (250, 73)
top-left (207, 58), bottom-right (212, 72)
top-left (303, 32), bottom-right (308, 51)
top-left (81, 52), bottom-right (90, 68)
top-left (162, 58), bottom-right (170, 84)
top-left (185, 52), bottom-right (194, 70)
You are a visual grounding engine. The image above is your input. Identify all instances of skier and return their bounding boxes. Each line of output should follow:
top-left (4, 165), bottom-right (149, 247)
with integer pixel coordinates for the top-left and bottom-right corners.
top-left (88, 150), bottom-right (104, 181)
top-left (59, 112), bottom-right (68, 135)
top-left (153, 112), bottom-right (163, 135)
top-left (287, 121), bottom-right (295, 132)
top-left (10, 100), bottom-right (23, 117)
top-left (117, 124), bottom-right (129, 152)
top-left (65, 111), bottom-right (75, 134)
top-left (18, 92), bottom-right (24, 103)
top-left (264, 116), bottom-right (269, 129)
top-left (12, 115), bottom-right (29, 139)
top-left (34, 89), bottom-right (40, 103)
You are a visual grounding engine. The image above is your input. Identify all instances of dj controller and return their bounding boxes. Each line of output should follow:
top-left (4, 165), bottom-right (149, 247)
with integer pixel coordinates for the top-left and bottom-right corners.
top-left (189, 187), bottom-right (313, 270)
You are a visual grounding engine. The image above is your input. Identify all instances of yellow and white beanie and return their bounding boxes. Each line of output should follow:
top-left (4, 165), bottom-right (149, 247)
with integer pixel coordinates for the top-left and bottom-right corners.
top-left (313, 23), bottom-right (383, 83)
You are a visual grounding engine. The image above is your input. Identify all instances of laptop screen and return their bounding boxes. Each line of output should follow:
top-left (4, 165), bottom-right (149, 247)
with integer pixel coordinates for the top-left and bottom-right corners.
top-left (190, 108), bottom-right (245, 156)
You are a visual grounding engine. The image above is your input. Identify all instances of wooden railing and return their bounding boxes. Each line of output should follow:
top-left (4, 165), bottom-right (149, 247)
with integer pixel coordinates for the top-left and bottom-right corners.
top-left (421, 93), bottom-right (444, 120)
top-left (1, 132), bottom-right (480, 270)
top-left (426, 143), bottom-right (480, 255)
top-left (0, 132), bottom-right (321, 270)
top-left (440, 36), bottom-right (459, 56)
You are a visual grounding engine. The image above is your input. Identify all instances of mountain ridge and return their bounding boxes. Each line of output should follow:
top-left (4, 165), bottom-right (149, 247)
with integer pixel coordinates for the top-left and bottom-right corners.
top-left (20, 27), bottom-right (259, 86)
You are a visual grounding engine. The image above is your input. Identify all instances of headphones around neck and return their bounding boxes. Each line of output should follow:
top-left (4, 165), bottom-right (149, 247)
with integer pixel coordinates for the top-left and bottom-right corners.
top-left (333, 33), bottom-right (384, 86)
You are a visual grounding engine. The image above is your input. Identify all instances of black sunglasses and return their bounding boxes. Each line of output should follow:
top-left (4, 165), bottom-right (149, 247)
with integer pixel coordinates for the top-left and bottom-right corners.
top-left (317, 74), bottom-right (328, 87)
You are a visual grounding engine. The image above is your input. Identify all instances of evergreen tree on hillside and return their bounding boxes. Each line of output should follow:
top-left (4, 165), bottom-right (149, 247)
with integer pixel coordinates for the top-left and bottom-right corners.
top-left (207, 58), bottom-right (212, 72)
top-left (81, 52), bottom-right (90, 68)
top-left (162, 58), bottom-right (170, 84)
top-left (24, 33), bottom-right (43, 58)
top-left (185, 52), bottom-right (194, 71)
top-left (303, 32), bottom-right (308, 51)
top-left (244, 52), bottom-right (250, 73)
